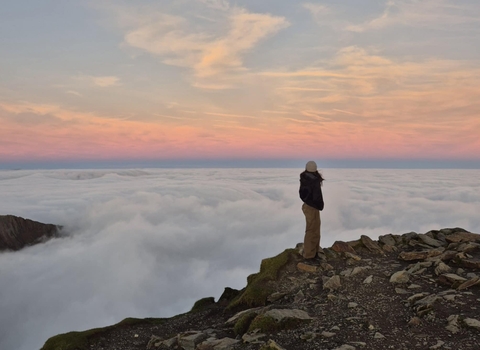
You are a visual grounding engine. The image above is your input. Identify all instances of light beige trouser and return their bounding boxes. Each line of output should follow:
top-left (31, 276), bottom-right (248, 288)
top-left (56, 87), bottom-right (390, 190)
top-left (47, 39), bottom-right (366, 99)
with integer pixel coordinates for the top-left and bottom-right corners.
top-left (302, 203), bottom-right (321, 259)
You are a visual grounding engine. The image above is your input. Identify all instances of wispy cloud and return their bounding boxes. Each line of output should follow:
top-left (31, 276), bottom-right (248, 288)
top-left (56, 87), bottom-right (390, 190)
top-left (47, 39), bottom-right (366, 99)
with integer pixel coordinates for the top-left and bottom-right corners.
top-left (74, 75), bottom-right (121, 87)
top-left (197, 0), bottom-right (230, 11)
top-left (66, 90), bottom-right (82, 97)
top-left (346, 0), bottom-right (480, 32)
top-left (90, 76), bottom-right (120, 87)
top-left (257, 45), bottom-right (480, 156)
top-left (106, 4), bottom-right (289, 86)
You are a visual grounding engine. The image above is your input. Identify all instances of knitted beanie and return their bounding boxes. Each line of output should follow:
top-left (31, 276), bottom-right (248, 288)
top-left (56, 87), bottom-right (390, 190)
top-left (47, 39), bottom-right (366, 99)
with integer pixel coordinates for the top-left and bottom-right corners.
top-left (305, 161), bottom-right (317, 172)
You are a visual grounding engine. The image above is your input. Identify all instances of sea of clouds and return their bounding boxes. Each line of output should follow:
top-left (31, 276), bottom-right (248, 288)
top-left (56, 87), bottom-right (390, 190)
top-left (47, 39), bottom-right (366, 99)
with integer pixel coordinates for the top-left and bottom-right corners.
top-left (0, 168), bottom-right (479, 350)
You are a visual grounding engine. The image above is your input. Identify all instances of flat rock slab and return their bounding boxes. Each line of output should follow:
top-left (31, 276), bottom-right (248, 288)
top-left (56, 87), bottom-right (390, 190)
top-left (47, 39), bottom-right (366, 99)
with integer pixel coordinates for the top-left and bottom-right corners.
top-left (198, 337), bottom-right (239, 350)
top-left (399, 248), bottom-right (444, 261)
top-left (464, 318), bottom-right (480, 331)
top-left (446, 232), bottom-right (480, 243)
top-left (361, 235), bottom-right (384, 254)
top-left (331, 241), bottom-right (357, 254)
top-left (297, 262), bottom-right (318, 273)
top-left (179, 332), bottom-right (208, 350)
top-left (417, 234), bottom-right (444, 248)
top-left (225, 307), bottom-right (262, 326)
top-left (457, 259), bottom-right (480, 270)
top-left (390, 270), bottom-right (410, 284)
top-left (264, 309), bottom-right (313, 322)
top-left (457, 277), bottom-right (480, 290)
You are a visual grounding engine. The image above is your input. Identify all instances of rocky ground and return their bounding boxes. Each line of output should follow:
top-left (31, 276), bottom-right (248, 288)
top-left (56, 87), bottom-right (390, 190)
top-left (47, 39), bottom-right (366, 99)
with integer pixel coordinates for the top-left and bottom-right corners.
top-left (41, 228), bottom-right (480, 350)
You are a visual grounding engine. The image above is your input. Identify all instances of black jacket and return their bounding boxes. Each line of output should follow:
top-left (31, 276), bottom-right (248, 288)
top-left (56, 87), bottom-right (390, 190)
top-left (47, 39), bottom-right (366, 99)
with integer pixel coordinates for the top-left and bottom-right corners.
top-left (299, 171), bottom-right (324, 211)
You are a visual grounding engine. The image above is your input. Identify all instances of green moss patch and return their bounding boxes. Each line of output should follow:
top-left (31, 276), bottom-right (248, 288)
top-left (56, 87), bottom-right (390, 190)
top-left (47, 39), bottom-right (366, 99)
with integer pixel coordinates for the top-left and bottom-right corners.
top-left (227, 249), bottom-right (296, 311)
top-left (233, 312), bottom-right (258, 336)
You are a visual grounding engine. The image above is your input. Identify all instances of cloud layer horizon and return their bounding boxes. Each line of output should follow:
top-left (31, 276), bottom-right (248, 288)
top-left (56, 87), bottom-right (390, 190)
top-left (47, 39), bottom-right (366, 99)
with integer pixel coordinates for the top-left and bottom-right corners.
top-left (0, 168), bottom-right (479, 350)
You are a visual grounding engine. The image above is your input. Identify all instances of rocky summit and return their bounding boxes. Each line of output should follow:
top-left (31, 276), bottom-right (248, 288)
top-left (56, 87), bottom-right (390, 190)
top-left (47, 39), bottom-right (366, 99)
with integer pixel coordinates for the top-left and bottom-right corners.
top-left (41, 228), bottom-right (480, 350)
top-left (0, 214), bottom-right (60, 251)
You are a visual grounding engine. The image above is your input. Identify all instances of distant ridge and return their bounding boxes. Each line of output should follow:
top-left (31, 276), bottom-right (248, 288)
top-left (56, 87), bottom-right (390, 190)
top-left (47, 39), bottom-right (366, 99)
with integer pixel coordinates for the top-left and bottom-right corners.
top-left (0, 215), bottom-right (60, 251)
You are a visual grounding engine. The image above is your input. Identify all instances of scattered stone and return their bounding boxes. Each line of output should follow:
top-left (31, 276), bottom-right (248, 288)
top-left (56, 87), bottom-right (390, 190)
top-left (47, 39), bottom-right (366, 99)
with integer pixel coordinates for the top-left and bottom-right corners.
top-left (446, 315), bottom-right (461, 334)
top-left (390, 270), bottom-right (410, 284)
top-left (409, 317), bottom-right (421, 326)
top-left (408, 293), bottom-right (430, 303)
top-left (374, 332), bottom-right (385, 339)
top-left (348, 302), bottom-right (358, 308)
top-left (395, 288), bottom-right (409, 294)
top-left (443, 294), bottom-right (457, 301)
top-left (300, 332), bottom-right (315, 340)
top-left (324, 275), bottom-right (342, 291)
top-left (198, 337), bottom-right (239, 350)
top-left (435, 262), bottom-right (452, 276)
top-left (260, 339), bottom-right (286, 350)
top-left (429, 340), bottom-right (445, 349)
top-left (321, 331), bottom-right (336, 338)
top-left (294, 290), bottom-right (305, 303)
top-left (146, 335), bottom-right (163, 349)
top-left (178, 331), bottom-right (208, 350)
top-left (333, 345), bottom-right (356, 350)
top-left (345, 251), bottom-right (362, 261)
top-left (414, 294), bottom-right (440, 308)
top-left (350, 342), bottom-right (367, 348)
top-left (242, 332), bottom-right (266, 344)
top-left (408, 284), bottom-right (421, 289)
top-left (320, 262), bottom-right (334, 271)
top-left (267, 292), bottom-right (287, 302)
top-left (463, 318), bottom-right (480, 331)
top-left (162, 336), bottom-right (178, 348)
top-left (340, 268), bottom-right (353, 277)
top-left (363, 275), bottom-right (373, 284)
top-left (351, 266), bottom-right (370, 276)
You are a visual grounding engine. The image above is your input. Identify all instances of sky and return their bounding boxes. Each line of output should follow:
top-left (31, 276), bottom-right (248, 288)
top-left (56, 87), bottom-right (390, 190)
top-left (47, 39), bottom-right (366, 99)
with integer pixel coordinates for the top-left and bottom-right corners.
top-left (1, 0), bottom-right (480, 167)
top-left (0, 168), bottom-right (479, 350)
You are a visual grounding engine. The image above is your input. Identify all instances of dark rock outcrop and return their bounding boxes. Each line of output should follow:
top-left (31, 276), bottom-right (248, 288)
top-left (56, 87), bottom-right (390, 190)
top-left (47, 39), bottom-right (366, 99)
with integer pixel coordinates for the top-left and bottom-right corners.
top-left (0, 215), bottom-right (60, 251)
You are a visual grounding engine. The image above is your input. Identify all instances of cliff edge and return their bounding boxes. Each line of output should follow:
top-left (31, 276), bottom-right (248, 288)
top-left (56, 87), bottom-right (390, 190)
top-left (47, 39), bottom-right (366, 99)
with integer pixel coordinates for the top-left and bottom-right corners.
top-left (41, 228), bottom-right (480, 350)
top-left (0, 215), bottom-right (60, 251)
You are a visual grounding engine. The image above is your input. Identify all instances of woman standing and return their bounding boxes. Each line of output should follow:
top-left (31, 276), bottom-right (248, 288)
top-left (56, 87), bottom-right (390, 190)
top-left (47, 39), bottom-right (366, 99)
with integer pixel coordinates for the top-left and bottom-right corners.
top-left (299, 161), bottom-right (325, 264)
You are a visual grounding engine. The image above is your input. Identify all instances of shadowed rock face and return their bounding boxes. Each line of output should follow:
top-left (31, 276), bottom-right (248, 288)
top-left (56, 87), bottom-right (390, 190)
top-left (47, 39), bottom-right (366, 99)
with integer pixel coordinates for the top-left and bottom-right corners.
top-left (0, 215), bottom-right (60, 251)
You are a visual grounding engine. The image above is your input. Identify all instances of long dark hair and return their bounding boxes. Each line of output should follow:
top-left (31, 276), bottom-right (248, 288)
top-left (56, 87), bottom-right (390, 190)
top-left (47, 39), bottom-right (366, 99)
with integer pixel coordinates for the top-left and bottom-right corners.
top-left (316, 171), bottom-right (325, 185)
